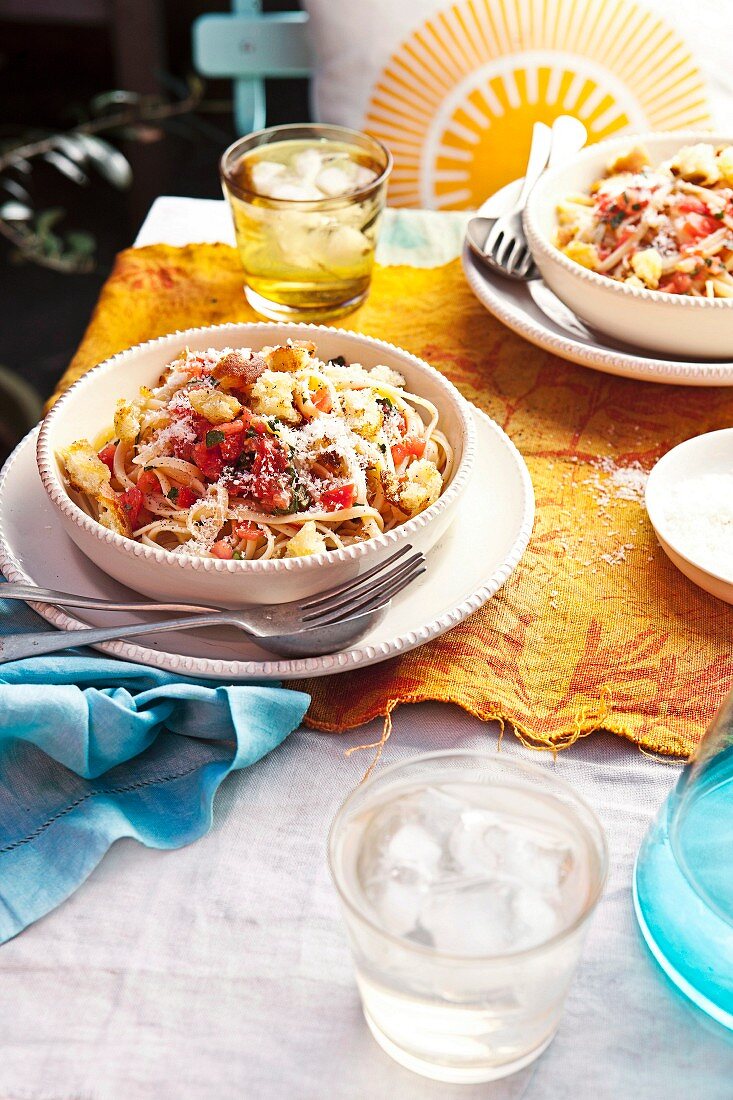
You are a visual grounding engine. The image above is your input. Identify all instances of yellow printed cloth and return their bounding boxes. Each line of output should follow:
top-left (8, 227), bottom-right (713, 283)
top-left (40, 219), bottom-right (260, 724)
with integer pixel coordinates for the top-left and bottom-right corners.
top-left (52, 243), bottom-right (733, 757)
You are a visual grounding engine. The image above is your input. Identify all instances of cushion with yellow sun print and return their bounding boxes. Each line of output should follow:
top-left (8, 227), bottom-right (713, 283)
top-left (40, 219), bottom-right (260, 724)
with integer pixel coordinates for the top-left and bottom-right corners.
top-left (305, 0), bottom-right (732, 210)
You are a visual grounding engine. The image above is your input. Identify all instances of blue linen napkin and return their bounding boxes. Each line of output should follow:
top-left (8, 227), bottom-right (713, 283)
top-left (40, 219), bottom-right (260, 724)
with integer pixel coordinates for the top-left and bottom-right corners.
top-left (0, 594), bottom-right (310, 943)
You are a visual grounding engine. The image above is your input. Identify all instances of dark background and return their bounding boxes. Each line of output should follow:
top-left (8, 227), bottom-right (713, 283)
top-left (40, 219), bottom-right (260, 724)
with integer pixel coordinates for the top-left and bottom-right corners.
top-left (0, 0), bottom-right (308, 452)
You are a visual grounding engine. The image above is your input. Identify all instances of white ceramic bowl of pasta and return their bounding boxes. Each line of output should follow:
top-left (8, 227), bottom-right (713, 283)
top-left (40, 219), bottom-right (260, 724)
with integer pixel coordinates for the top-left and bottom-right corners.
top-left (37, 323), bottom-right (476, 608)
top-left (523, 131), bottom-right (733, 359)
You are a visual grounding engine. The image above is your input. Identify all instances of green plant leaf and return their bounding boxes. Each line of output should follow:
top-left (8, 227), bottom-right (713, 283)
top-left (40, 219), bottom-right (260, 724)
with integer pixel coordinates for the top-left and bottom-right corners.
top-left (65, 230), bottom-right (96, 258)
top-left (34, 208), bottom-right (65, 237)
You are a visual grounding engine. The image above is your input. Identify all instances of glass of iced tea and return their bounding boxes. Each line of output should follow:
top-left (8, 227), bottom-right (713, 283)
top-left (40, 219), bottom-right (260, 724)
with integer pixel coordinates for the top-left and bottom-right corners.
top-left (220, 124), bottom-right (392, 321)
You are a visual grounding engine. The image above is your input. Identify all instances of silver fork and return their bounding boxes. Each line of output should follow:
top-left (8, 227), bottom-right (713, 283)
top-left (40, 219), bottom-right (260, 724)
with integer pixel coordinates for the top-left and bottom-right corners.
top-left (481, 120), bottom-right (553, 278)
top-left (0, 545), bottom-right (426, 662)
top-left (0, 586), bottom-right (224, 614)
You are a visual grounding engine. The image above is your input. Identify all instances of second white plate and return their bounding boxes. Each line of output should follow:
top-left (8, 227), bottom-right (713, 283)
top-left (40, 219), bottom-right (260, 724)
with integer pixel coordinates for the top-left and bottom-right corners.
top-left (463, 179), bottom-right (733, 387)
top-left (0, 407), bottom-right (534, 680)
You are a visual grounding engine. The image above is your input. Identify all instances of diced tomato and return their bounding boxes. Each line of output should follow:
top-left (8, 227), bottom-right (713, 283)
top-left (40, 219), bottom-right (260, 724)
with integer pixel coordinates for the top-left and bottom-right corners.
top-left (219, 419), bottom-right (246, 463)
top-left (118, 486), bottom-right (144, 528)
top-left (678, 212), bottom-right (720, 243)
top-left (211, 539), bottom-right (233, 559)
top-left (223, 434), bottom-right (293, 512)
top-left (171, 435), bottom-right (194, 461)
top-left (596, 187), bottom-right (650, 221)
top-left (191, 414), bottom-right (213, 439)
top-left (192, 441), bottom-right (224, 481)
top-left (233, 521), bottom-right (261, 541)
top-left (311, 387), bottom-right (332, 412)
top-left (660, 272), bottom-right (693, 294)
top-left (98, 442), bottom-right (116, 474)
top-left (136, 469), bottom-right (160, 495)
top-left (617, 227), bottom-right (636, 246)
top-left (391, 436), bottom-right (426, 465)
top-left (176, 486), bottom-right (198, 508)
top-left (219, 417), bottom-right (247, 435)
top-left (678, 197), bottom-right (708, 215)
top-left (320, 483), bottom-right (355, 511)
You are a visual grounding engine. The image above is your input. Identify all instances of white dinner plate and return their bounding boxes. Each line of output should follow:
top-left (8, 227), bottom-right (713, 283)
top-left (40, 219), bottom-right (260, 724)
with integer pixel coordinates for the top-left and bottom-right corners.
top-left (0, 408), bottom-right (534, 680)
top-left (463, 180), bottom-right (733, 387)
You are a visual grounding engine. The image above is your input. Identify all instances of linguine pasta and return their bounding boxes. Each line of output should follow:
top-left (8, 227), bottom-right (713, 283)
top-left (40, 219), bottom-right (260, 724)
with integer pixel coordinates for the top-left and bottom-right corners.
top-left (554, 143), bottom-right (733, 298)
top-left (58, 341), bottom-right (453, 561)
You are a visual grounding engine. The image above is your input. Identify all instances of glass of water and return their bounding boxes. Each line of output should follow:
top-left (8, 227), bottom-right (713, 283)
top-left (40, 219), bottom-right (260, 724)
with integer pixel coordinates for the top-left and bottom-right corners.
top-left (328, 751), bottom-right (607, 1084)
top-left (220, 124), bottom-right (392, 321)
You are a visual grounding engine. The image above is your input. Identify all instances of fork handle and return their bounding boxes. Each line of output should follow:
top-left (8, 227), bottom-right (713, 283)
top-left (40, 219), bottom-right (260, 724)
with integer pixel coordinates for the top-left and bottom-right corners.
top-left (0, 612), bottom-right (243, 663)
top-left (514, 121), bottom-right (553, 210)
top-left (1, 583), bottom-right (220, 614)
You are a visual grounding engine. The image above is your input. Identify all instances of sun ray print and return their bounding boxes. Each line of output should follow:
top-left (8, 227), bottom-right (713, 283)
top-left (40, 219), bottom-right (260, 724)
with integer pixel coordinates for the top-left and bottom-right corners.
top-left (364, 0), bottom-right (712, 209)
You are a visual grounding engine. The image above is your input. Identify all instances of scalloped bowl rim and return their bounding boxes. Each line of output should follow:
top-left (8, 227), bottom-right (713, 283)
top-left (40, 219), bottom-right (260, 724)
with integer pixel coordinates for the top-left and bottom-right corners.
top-left (37, 322), bottom-right (477, 575)
top-left (524, 129), bottom-right (733, 310)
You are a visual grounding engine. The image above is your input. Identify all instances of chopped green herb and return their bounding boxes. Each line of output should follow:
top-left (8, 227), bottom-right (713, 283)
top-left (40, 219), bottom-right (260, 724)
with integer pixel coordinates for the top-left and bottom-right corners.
top-left (714, 210), bottom-right (725, 220)
top-left (167, 486), bottom-right (179, 502)
top-left (631, 203), bottom-right (642, 211)
top-left (232, 549), bottom-right (244, 560)
top-left (705, 257), bottom-right (713, 267)
top-left (292, 482), bottom-right (311, 512)
top-left (205, 429), bottom-right (226, 447)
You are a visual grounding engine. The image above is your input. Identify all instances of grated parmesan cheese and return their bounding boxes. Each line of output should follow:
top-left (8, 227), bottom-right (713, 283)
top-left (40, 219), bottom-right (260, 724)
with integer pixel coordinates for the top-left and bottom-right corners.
top-left (585, 457), bottom-right (648, 507)
top-left (660, 472), bottom-right (733, 581)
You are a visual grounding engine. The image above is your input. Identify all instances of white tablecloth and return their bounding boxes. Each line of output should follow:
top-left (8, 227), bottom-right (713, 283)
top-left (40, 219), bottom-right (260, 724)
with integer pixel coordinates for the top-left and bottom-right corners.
top-left (3, 200), bottom-right (731, 1100)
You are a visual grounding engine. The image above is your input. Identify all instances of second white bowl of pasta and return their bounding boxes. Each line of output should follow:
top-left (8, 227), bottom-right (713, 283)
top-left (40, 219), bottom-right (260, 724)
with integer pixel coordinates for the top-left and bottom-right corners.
top-left (38, 323), bottom-right (476, 608)
top-left (523, 131), bottom-right (733, 359)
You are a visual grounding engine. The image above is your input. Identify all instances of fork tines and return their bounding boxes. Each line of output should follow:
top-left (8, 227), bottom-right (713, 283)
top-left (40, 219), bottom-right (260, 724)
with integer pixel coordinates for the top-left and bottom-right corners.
top-left (301, 544), bottom-right (426, 628)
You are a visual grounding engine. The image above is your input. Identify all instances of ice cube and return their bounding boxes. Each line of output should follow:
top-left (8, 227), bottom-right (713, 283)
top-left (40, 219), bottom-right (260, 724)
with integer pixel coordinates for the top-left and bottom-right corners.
top-left (319, 225), bottom-right (370, 269)
top-left (366, 879), bottom-right (423, 937)
top-left (387, 823), bottom-right (442, 874)
top-left (292, 148), bottom-right (324, 182)
top-left (268, 181), bottom-right (323, 202)
top-left (250, 160), bottom-right (286, 195)
top-left (315, 165), bottom-right (355, 197)
top-left (357, 794), bottom-right (445, 898)
top-left (355, 165), bottom-right (378, 188)
top-left (501, 825), bottom-right (574, 893)
top-left (272, 214), bottom-right (321, 269)
top-left (419, 880), bottom-right (515, 955)
top-left (512, 885), bottom-right (562, 949)
top-left (448, 810), bottom-right (504, 879)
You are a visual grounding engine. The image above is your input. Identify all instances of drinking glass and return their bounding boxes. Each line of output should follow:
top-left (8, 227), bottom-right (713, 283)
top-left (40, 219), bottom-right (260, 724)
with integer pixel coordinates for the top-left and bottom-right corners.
top-left (220, 123), bottom-right (392, 321)
top-left (328, 751), bottom-right (608, 1083)
top-left (634, 688), bottom-right (733, 1028)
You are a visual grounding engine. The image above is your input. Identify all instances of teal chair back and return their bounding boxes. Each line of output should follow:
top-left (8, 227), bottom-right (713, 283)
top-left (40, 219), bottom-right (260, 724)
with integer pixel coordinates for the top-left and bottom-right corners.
top-left (192, 0), bottom-right (312, 135)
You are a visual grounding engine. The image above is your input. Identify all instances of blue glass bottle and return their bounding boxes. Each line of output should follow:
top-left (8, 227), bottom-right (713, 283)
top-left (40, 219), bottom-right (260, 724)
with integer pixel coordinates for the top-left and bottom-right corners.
top-left (634, 692), bottom-right (733, 1027)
